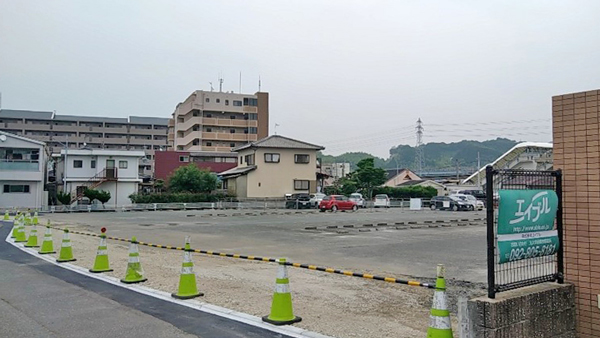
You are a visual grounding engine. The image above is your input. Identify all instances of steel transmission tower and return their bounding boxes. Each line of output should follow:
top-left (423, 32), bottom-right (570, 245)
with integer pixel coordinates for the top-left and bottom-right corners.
top-left (415, 118), bottom-right (424, 174)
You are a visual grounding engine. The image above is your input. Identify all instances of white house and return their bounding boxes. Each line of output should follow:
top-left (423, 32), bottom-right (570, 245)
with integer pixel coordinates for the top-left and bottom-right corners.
top-left (0, 131), bottom-right (47, 209)
top-left (55, 149), bottom-right (145, 207)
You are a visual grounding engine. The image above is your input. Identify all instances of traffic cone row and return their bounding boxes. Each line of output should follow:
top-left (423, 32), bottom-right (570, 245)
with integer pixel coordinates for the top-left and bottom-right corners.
top-left (11, 222), bottom-right (451, 331)
top-left (24, 224), bottom-right (39, 248)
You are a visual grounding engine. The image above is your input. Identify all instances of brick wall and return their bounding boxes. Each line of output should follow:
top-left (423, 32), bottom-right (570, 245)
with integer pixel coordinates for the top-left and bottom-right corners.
top-left (552, 89), bottom-right (600, 338)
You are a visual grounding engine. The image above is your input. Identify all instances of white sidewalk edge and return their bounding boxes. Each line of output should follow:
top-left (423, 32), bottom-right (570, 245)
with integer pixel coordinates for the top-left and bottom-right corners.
top-left (4, 226), bottom-right (332, 338)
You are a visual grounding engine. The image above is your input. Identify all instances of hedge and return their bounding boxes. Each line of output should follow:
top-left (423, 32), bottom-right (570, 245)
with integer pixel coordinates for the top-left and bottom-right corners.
top-left (128, 192), bottom-right (235, 204)
top-left (371, 186), bottom-right (437, 199)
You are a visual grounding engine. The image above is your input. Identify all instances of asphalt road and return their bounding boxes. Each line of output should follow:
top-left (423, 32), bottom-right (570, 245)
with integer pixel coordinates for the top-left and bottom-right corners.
top-left (0, 224), bottom-right (294, 338)
top-left (46, 208), bottom-right (488, 283)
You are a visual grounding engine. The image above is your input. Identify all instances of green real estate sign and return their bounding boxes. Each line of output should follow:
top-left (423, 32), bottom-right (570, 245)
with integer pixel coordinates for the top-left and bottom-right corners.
top-left (497, 190), bottom-right (559, 264)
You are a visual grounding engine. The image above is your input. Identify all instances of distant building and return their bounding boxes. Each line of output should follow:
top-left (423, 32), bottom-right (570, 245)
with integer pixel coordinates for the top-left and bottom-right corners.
top-left (397, 179), bottom-right (448, 196)
top-left (462, 142), bottom-right (553, 188)
top-left (154, 151), bottom-right (238, 182)
top-left (219, 135), bottom-right (324, 198)
top-left (383, 168), bottom-right (422, 187)
top-left (53, 149), bottom-right (145, 207)
top-left (0, 131), bottom-right (47, 209)
top-left (168, 90), bottom-right (269, 152)
top-left (0, 109), bottom-right (169, 181)
top-left (320, 162), bottom-right (351, 179)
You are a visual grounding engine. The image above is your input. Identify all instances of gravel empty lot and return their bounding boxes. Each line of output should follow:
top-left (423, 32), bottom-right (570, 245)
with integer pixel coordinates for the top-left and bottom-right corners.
top-left (32, 208), bottom-right (488, 337)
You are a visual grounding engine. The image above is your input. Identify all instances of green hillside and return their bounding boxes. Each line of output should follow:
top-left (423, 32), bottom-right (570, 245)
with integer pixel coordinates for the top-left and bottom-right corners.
top-left (320, 138), bottom-right (518, 171)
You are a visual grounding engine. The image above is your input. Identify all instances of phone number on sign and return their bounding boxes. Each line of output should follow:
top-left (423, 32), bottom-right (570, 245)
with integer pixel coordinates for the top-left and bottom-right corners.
top-left (508, 244), bottom-right (557, 262)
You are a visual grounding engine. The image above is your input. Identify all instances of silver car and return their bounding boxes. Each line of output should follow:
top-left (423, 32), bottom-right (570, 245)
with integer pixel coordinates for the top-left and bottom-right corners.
top-left (309, 193), bottom-right (326, 208)
top-left (349, 193), bottom-right (366, 208)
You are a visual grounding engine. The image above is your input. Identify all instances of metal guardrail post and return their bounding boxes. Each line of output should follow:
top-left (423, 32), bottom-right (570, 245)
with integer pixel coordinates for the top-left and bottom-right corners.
top-left (556, 169), bottom-right (564, 284)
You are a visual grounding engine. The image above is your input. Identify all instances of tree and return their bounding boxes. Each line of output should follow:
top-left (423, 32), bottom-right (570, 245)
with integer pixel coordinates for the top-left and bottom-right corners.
top-left (57, 191), bottom-right (71, 205)
top-left (95, 190), bottom-right (111, 207)
top-left (354, 158), bottom-right (387, 199)
top-left (83, 188), bottom-right (98, 202)
top-left (168, 164), bottom-right (218, 193)
top-left (154, 179), bottom-right (165, 193)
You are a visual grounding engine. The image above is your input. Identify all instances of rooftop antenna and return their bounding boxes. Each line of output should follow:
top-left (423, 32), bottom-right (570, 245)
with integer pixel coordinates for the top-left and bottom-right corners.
top-left (274, 123), bottom-right (280, 135)
top-left (239, 72), bottom-right (242, 93)
top-left (258, 76), bottom-right (261, 92)
top-left (209, 82), bottom-right (214, 92)
top-left (219, 77), bottom-right (224, 92)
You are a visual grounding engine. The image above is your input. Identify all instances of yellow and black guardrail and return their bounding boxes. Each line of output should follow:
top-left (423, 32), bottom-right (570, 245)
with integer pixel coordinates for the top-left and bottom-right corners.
top-left (48, 226), bottom-right (433, 289)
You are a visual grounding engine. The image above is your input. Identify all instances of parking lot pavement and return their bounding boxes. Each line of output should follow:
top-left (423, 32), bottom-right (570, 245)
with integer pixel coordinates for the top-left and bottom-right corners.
top-left (46, 208), bottom-right (488, 283)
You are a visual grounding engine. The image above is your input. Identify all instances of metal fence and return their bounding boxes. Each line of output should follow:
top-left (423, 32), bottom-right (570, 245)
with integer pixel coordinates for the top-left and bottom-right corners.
top-left (486, 166), bottom-right (564, 298)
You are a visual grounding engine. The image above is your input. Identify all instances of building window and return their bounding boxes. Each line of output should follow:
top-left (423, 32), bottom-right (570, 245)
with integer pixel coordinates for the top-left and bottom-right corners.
top-left (206, 142), bottom-right (212, 147)
top-left (244, 113), bottom-right (257, 121)
top-left (294, 180), bottom-right (309, 190)
top-left (244, 154), bottom-right (255, 165)
top-left (205, 98), bottom-right (210, 103)
top-left (225, 100), bottom-right (229, 105)
top-left (240, 156), bottom-right (243, 164)
top-left (192, 125), bottom-right (199, 131)
top-left (247, 127), bottom-right (257, 134)
top-left (192, 139), bottom-right (199, 145)
top-left (230, 143), bottom-right (235, 148)
top-left (179, 156), bottom-right (189, 162)
top-left (206, 113), bottom-right (212, 118)
top-left (3, 185), bottom-right (30, 193)
top-left (119, 160), bottom-right (128, 169)
top-left (91, 160), bottom-right (96, 169)
top-left (294, 154), bottom-right (310, 164)
top-left (73, 160), bottom-right (83, 168)
top-left (230, 129), bottom-right (235, 134)
top-left (216, 98), bottom-right (220, 103)
top-left (233, 100), bottom-right (242, 106)
top-left (264, 153), bottom-right (280, 163)
top-left (193, 111), bottom-right (200, 116)
top-left (230, 115), bottom-right (236, 119)
top-left (206, 127), bottom-right (212, 132)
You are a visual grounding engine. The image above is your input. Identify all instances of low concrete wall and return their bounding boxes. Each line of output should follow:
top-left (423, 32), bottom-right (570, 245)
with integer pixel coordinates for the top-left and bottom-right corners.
top-left (468, 283), bottom-right (575, 338)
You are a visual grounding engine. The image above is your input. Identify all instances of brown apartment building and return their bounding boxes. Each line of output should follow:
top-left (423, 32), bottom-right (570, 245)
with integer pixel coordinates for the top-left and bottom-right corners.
top-left (168, 90), bottom-right (269, 152)
top-left (0, 109), bottom-right (170, 179)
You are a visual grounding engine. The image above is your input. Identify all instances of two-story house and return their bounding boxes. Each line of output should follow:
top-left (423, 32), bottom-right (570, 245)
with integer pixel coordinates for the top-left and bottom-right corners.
top-left (219, 135), bottom-right (324, 198)
top-left (54, 149), bottom-right (145, 206)
top-left (0, 131), bottom-right (47, 209)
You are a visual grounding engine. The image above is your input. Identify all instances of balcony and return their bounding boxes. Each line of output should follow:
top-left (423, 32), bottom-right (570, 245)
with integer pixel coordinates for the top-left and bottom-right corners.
top-left (202, 118), bottom-right (257, 127)
top-left (201, 132), bottom-right (257, 141)
top-left (0, 160), bottom-right (39, 171)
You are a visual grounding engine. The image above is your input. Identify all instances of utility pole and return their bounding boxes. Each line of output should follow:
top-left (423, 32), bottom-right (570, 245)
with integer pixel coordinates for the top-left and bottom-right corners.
top-left (477, 152), bottom-right (481, 188)
top-left (415, 118), bottom-right (424, 175)
top-left (63, 134), bottom-right (69, 193)
top-left (455, 159), bottom-right (460, 182)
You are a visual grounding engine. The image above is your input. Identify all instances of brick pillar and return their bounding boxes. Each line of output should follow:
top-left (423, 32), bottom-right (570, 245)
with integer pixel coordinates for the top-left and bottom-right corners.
top-left (552, 89), bottom-right (600, 338)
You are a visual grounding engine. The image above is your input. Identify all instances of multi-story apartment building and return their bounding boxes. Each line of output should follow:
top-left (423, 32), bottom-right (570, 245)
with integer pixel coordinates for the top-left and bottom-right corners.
top-left (168, 90), bottom-right (269, 152)
top-left (0, 109), bottom-right (169, 180)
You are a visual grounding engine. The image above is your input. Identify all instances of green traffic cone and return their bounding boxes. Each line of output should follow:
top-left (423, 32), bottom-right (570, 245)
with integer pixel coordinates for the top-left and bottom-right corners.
top-left (172, 237), bottom-right (203, 299)
top-left (426, 264), bottom-right (453, 338)
top-left (33, 211), bottom-right (38, 225)
top-left (120, 237), bottom-right (147, 284)
top-left (14, 221), bottom-right (27, 243)
top-left (3, 211), bottom-right (8, 221)
top-left (39, 225), bottom-right (56, 254)
top-left (90, 231), bottom-right (113, 273)
top-left (24, 224), bottom-right (39, 248)
top-left (56, 229), bottom-right (76, 263)
top-left (262, 258), bottom-right (301, 325)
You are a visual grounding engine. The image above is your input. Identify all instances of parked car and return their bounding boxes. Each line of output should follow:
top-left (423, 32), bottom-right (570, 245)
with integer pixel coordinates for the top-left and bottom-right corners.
top-left (285, 193), bottom-right (312, 209)
top-left (319, 195), bottom-right (358, 212)
top-left (309, 193), bottom-right (327, 208)
top-left (373, 194), bottom-right (390, 208)
top-left (430, 196), bottom-right (472, 211)
top-left (349, 193), bottom-right (366, 208)
top-left (453, 193), bottom-right (484, 210)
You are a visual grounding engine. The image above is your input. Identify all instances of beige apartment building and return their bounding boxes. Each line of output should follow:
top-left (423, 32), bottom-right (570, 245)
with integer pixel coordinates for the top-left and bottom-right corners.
top-left (0, 109), bottom-right (169, 179)
top-left (168, 90), bottom-right (269, 152)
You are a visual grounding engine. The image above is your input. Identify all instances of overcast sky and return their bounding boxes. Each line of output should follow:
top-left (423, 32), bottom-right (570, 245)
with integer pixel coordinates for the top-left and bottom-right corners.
top-left (1, 1), bottom-right (599, 158)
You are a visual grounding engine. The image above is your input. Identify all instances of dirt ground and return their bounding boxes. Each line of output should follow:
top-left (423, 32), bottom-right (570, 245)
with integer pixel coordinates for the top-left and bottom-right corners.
top-left (25, 221), bottom-right (456, 338)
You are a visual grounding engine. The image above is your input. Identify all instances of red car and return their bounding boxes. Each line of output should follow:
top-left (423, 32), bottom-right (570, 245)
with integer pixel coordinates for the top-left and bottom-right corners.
top-left (319, 195), bottom-right (358, 212)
